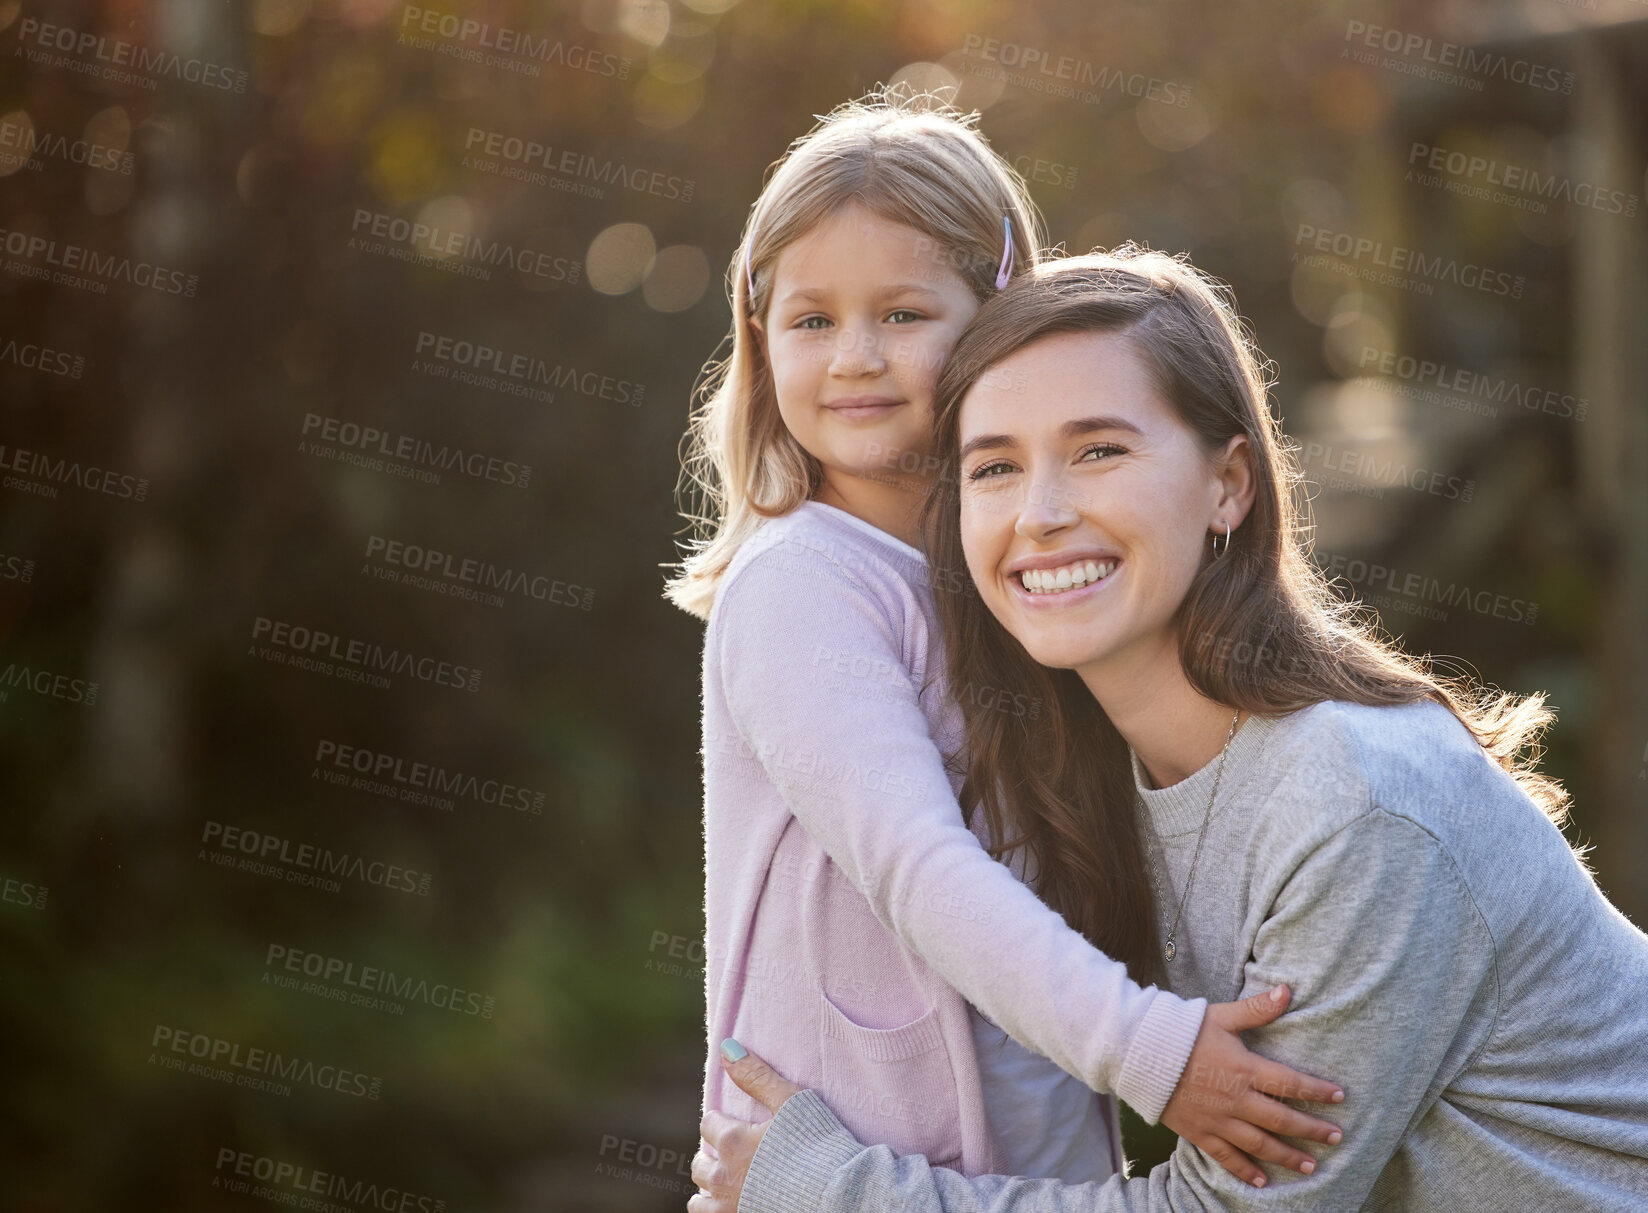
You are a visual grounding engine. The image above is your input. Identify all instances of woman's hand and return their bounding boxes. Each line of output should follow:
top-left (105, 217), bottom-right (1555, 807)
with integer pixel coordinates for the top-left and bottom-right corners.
top-left (689, 989), bottom-right (1345, 1208)
top-left (1160, 983), bottom-right (1346, 1187)
top-left (688, 1040), bottom-right (803, 1213)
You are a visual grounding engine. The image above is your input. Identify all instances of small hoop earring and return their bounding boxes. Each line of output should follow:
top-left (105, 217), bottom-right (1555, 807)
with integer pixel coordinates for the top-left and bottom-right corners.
top-left (1212, 520), bottom-right (1231, 557)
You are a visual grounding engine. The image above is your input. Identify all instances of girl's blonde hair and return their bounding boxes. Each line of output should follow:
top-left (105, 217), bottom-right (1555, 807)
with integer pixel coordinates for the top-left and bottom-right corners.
top-left (663, 86), bottom-right (1047, 619)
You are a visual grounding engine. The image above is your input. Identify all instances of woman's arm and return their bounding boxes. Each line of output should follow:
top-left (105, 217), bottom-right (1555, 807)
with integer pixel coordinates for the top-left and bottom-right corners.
top-left (722, 807), bottom-right (1497, 1212)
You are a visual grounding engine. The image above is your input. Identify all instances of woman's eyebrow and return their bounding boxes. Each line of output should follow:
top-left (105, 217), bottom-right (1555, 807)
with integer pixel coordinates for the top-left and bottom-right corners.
top-left (959, 415), bottom-right (1144, 461)
top-left (1062, 414), bottom-right (1145, 439)
top-left (958, 431), bottom-right (1016, 460)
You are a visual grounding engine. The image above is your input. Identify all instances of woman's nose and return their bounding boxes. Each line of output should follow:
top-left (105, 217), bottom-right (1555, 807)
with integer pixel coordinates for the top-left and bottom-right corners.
top-left (1012, 478), bottom-right (1083, 538)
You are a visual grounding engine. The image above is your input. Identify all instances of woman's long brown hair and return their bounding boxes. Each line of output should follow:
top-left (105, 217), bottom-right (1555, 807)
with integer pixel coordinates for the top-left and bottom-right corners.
top-left (920, 246), bottom-right (1574, 989)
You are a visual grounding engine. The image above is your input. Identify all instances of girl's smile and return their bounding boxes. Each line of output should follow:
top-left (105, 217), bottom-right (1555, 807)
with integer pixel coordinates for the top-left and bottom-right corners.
top-left (821, 393), bottom-right (907, 420)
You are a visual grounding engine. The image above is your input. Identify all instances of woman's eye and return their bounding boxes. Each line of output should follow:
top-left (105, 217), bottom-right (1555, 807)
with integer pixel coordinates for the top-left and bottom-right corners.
top-left (967, 461), bottom-right (1014, 481)
top-left (1080, 443), bottom-right (1127, 462)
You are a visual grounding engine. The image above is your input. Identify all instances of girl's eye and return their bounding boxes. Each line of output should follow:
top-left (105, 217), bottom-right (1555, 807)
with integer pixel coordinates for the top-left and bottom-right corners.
top-left (797, 315), bottom-right (832, 330)
top-left (887, 309), bottom-right (923, 323)
top-left (1080, 443), bottom-right (1127, 461)
top-left (967, 460), bottom-right (1014, 481)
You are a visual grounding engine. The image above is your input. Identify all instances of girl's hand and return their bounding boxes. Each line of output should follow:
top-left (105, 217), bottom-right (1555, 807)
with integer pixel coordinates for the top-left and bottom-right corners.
top-left (1160, 983), bottom-right (1346, 1188)
top-left (688, 1040), bottom-right (803, 1213)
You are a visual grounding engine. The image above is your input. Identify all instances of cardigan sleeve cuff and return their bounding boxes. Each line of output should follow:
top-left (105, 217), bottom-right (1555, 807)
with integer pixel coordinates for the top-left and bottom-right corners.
top-left (1113, 989), bottom-right (1207, 1125)
top-left (740, 1089), bottom-right (866, 1213)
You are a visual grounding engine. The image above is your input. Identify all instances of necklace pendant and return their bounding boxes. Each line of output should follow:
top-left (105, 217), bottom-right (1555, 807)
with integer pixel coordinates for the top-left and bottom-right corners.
top-left (1163, 939), bottom-right (1176, 962)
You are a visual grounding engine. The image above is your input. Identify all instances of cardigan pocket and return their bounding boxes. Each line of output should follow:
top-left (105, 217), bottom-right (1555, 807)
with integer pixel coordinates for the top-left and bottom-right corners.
top-left (817, 989), bottom-right (963, 1168)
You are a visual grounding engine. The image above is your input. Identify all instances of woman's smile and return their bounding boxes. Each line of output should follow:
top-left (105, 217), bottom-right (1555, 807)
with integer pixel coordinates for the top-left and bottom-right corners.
top-left (1010, 555), bottom-right (1122, 601)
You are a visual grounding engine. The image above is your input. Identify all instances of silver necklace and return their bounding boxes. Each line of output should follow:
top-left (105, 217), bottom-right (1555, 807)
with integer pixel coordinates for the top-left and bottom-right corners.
top-left (1144, 711), bottom-right (1241, 963)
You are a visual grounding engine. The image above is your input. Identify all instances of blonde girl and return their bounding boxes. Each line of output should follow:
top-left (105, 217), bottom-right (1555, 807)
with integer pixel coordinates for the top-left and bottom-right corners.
top-left (667, 89), bottom-right (1345, 1190)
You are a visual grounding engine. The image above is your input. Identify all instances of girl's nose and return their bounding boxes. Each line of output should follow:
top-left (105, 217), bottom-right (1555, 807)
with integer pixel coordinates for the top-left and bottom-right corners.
top-left (828, 327), bottom-right (885, 375)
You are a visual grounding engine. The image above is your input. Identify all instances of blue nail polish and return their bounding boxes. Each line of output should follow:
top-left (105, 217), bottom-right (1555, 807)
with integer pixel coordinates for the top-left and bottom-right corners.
top-left (721, 1038), bottom-right (747, 1062)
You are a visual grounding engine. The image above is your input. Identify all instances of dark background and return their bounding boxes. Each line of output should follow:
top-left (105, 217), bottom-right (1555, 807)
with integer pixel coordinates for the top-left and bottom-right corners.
top-left (2, 0), bottom-right (1644, 1209)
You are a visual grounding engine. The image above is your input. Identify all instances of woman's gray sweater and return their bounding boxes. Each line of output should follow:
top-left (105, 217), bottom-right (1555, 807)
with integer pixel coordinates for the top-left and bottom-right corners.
top-left (740, 699), bottom-right (1648, 1211)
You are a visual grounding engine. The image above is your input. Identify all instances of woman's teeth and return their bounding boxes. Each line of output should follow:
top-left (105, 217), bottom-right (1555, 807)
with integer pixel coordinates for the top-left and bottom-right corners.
top-left (1019, 559), bottom-right (1115, 594)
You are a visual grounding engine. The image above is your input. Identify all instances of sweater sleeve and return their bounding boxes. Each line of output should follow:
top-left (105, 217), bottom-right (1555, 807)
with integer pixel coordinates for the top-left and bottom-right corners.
top-left (713, 551), bottom-right (1205, 1123)
top-left (739, 808), bottom-right (1500, 1213)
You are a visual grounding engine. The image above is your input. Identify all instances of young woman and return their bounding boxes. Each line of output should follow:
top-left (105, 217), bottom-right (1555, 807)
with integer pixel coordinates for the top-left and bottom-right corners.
top-left (694, 249), bottom-right (1648, 1210)
top-left (668, 95), bottom-right (1346, 1191)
